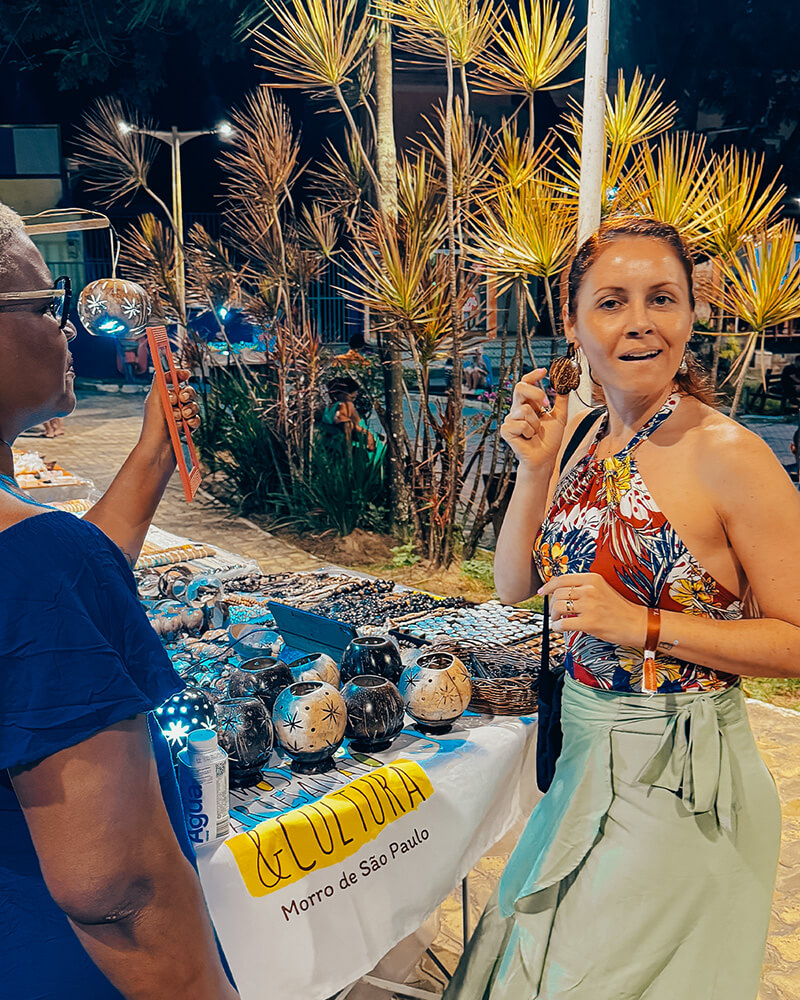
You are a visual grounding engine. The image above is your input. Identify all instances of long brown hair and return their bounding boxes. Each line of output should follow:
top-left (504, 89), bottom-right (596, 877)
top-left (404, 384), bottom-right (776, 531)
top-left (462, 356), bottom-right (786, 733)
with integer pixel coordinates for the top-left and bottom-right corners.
top-left (565, 214), bottom-right (717, 407)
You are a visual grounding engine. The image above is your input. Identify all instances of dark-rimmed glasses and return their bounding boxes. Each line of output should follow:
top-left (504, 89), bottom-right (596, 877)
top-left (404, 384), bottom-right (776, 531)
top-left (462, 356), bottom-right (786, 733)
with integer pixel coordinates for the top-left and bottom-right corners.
top-left (0, 275), bottom-right (73, 336)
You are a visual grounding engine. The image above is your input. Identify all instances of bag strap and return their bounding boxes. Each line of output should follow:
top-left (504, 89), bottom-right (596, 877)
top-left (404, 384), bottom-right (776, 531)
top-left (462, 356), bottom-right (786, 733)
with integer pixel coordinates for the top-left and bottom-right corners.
top-left (559, 407), bottom-right (604, 475)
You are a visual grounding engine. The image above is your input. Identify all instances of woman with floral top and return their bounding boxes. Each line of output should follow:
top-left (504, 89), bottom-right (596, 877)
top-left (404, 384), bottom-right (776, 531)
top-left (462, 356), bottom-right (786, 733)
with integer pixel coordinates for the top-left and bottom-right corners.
top-left (444, 216), bottom-right (800, 1000)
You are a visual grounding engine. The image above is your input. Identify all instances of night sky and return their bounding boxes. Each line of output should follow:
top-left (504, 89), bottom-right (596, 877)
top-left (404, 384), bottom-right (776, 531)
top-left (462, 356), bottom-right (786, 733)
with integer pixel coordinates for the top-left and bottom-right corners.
top-left (1, 1), bottom-right (798, 213)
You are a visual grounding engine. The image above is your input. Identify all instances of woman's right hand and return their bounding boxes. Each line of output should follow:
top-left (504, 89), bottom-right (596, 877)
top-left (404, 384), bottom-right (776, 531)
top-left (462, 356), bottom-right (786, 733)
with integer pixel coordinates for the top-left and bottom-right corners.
top-left (501, 368), bottom-right (570, 472)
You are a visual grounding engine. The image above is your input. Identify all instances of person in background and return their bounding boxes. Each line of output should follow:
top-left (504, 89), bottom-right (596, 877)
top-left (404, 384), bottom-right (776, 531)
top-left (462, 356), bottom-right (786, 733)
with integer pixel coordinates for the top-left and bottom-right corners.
top-left (464, 344), bottom-right (492, 391)
top-left (0, 203), bottom-right (239, 999)
top-left (780, 356), bottom-right (800, 409)
top-left (42, 416), bottom-right (64, 437)
top-left (322, 375), bottom-right (382, 454)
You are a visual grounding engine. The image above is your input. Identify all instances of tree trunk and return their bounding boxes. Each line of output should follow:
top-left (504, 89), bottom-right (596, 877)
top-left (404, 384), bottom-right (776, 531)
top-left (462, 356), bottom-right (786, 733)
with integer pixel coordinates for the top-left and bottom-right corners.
top-left (375, 13), bottom-right (398, 222)
top-left (373, 8), bottom-right (410, 535)
top-left (729, 330), bottom-right (756, 419)
top-left (442, 47), bottom-right (463, 567)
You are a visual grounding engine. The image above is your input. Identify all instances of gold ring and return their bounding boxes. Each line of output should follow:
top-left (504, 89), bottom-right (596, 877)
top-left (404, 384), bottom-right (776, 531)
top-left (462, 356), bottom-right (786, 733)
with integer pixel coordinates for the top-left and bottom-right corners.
top-left (566, 598), bottom-right (575, 614)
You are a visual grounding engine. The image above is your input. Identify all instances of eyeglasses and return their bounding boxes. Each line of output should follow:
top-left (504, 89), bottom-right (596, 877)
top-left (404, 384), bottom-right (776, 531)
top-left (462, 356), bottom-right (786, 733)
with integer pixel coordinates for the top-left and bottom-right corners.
top-left (0, 275), bottom-right (74, 337)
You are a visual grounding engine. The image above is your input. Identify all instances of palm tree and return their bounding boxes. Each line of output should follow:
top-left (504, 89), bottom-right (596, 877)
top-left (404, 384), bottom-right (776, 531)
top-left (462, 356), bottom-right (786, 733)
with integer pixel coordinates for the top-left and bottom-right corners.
top-left (696, 148), bottom-right (786, 385)
top-left (473, 0), bottom-right (585, 151)
top-left (383, 0), bottom-right (496, 563)
top-left (252, 0), bottom-right (382, 212)
top-left (710, 223), bottom-right (800, 417)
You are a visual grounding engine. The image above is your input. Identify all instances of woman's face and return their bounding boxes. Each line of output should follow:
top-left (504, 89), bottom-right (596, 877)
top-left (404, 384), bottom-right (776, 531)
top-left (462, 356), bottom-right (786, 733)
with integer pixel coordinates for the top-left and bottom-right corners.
top-left (0, 232), bottom-right (76, 435)
top-left (564, 236), bottom-right (694, 398)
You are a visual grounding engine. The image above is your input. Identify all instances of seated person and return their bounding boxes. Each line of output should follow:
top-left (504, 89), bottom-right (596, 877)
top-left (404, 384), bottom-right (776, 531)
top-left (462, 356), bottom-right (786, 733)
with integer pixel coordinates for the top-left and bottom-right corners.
top-left (780, 358), bottom-right (800, 406)
top-left (464, 345), bottom-right (493, 391)
top-left (321, 376), bottom-right (385, 463)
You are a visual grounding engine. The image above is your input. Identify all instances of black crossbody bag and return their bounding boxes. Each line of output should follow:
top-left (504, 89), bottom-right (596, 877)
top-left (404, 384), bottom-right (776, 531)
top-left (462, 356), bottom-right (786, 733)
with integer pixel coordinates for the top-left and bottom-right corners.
top-left (535, 408), bottom-right (603, 793)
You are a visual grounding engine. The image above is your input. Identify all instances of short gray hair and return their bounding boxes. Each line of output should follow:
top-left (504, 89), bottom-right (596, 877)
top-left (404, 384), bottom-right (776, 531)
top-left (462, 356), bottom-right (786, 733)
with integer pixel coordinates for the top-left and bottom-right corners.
top-left (0, 203), bottom-right (25, 278)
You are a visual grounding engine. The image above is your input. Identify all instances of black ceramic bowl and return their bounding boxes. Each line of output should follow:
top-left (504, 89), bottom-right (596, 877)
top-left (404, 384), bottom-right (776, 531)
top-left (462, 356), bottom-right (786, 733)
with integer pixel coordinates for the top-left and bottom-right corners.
top-left (342, 675), bottom-right (405, 753)
top-left (227, 656), bottom-right (295, 711)
top-left (214, 696), bottom-right (274, 788)
top-left (340, 635), bottom-right (403, 685)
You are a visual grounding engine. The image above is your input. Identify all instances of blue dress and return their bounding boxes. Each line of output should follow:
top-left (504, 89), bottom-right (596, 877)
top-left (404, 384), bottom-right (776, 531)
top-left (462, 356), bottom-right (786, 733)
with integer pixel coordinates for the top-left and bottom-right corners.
top-left (0, 509), bottom-right (224, 998)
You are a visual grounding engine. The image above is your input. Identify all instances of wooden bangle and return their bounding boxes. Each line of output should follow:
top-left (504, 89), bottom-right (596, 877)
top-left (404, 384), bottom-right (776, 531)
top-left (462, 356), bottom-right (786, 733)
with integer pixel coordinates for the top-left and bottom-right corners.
top-left (644, 607), bottom-right (661, 653)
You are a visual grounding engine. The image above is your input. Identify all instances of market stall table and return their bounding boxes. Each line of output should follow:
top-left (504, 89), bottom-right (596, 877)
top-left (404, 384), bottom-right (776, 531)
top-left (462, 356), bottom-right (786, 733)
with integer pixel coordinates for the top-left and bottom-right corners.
top-left (197, 711), bottom-right (539, 1000)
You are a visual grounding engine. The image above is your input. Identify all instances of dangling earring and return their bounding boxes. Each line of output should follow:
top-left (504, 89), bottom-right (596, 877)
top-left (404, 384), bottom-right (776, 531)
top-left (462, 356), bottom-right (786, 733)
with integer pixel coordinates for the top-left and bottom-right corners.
top-left (549, 342), bottom-right (582, 395)
top-left (678, 348), bottom-right (689, 375)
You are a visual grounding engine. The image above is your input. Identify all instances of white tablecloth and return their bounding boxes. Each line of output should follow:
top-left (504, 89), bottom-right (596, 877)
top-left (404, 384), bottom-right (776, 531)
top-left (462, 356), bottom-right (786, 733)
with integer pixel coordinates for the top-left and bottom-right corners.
top-left (197, 713), bottom-right (539, 1000)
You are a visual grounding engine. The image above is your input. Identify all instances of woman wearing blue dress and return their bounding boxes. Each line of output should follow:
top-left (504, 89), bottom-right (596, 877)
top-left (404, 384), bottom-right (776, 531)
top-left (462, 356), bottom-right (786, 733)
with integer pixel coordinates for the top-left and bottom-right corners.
top-left (0, 203), bottom-right (239, 999)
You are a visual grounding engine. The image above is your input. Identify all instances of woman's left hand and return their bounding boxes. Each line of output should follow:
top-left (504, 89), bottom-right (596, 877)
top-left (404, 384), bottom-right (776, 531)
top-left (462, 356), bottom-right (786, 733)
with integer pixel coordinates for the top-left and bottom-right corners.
top-left (538, 572), bottom-right (647, 648)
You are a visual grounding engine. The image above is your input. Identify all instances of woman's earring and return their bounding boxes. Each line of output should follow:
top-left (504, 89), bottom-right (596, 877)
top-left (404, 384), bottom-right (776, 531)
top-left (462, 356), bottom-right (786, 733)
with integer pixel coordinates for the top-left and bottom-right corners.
top-left (549, 342), bottom-right (582, 395)
top-left (678, 349), bottom-right (689, 375)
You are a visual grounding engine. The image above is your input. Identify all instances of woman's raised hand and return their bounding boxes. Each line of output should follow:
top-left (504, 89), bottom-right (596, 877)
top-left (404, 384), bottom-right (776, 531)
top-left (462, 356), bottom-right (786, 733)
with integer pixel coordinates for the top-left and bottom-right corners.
top-left (501, 368), bottom-right (569, 472)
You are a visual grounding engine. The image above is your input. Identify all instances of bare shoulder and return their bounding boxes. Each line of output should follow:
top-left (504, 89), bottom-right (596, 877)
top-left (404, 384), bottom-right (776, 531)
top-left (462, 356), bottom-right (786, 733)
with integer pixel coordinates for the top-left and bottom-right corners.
top-left (0, 494), bottom-right (45, 534)
top-left (676, 397), bottom-right (799, 517)
top-left (682, 399), bottom-right (781, 471)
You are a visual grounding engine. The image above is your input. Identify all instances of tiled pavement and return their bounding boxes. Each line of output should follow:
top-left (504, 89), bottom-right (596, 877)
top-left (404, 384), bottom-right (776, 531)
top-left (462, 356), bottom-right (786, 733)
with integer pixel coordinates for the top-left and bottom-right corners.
top-left (31, 386), bottom-right (800, 1000)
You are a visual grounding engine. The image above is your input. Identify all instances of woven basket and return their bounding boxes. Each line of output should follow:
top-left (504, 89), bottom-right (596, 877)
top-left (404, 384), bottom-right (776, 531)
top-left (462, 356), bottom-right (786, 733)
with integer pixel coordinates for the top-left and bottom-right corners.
top-left (429, 638), bottom-right (539, 716)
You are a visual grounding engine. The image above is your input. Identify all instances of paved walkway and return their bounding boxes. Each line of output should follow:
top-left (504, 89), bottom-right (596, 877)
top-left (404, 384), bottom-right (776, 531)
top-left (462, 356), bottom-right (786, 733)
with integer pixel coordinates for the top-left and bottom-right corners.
top-left (25, 386), bottom-right (320, 573)
top-left (30, 386), bottom-right (800, 999)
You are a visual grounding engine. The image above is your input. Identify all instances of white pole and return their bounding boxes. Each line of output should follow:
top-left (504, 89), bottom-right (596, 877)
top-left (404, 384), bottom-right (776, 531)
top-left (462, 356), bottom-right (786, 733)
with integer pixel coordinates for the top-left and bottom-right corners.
top-left (573, 0), bottom-right (610, 408)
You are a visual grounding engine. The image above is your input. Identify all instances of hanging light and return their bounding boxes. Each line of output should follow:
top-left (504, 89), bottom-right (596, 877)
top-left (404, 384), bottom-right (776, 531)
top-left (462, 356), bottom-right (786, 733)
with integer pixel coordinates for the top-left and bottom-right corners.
top-left (77, 278), bottom-right (151, 340)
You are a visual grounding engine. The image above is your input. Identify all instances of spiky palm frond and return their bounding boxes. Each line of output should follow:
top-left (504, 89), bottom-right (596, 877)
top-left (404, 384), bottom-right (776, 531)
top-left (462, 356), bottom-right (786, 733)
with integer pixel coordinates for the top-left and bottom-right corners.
top-left (297, 203), bottom-right (341, 258)
top-left (489, 119), bottom-right (554, 189)
top-left (397, 152), bottom-right (448, 241)
top-left (708, 222), bottom-right (800, 415)
top-left (253, 0), bottom-right (369, 93)
top-left (696, 149), bottom-right (786, 258)
top-left (284, 229), bottom-right (328, 288)
top-left (119, 214), bottom-right (180, 320)
top-left (185, 224), bottom-right (244, 311)
top-left (711, 222), bottom-right (800, 333)
top-left (553, 71), bottom-right (675, 215)
top-left (417, 98), bottom-right (493, 200)
top-left (307, 135), bottom-right (372, 216)
top-left (222, 89), bottom-right (304, 217)
top-left (345, 157), bottom-right (452, 334)
top-left (71, 98), bottom-right (162, 209)
top-left (472, 0), bottom-right (584, 97)
top-left (382, 0), bottom-right (498, 66)
top-left (467, 174), bottom-right (577, 289)
top-left (627, 133), bottom-right (719, 247)
top-left (603, 70), bottom-right (676, 146)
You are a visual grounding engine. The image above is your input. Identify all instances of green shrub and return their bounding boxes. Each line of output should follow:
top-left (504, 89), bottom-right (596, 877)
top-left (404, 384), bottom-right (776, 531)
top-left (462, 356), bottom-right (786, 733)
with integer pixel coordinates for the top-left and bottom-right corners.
top-left (389, 540), bottom-right (421, 568)
top-left (286, 432), bottom-right (390, 536)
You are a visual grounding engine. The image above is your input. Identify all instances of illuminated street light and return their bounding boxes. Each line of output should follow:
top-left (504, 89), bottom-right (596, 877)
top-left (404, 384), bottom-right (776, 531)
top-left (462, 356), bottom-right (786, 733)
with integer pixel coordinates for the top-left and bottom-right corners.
top-left (115, 119), bottom-right (234, 349)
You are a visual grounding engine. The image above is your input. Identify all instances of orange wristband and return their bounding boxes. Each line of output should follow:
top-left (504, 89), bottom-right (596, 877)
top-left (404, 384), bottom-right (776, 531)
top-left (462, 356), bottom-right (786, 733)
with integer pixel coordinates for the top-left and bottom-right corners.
top-left (642, 607), bottom-right (660, 693)
top-left (644, 607), bottom-right (661, 653)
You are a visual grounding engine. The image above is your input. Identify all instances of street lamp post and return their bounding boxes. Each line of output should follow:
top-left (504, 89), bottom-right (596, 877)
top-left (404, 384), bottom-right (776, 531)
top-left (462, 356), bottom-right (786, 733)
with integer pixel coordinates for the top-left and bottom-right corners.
top-left (118, 120), bottom-right (233, 350)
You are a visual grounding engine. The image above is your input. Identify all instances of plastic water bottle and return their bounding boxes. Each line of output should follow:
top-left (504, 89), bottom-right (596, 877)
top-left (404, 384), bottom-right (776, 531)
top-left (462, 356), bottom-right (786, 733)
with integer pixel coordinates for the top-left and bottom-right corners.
top-left (177, 729), bottom-right (230, 846)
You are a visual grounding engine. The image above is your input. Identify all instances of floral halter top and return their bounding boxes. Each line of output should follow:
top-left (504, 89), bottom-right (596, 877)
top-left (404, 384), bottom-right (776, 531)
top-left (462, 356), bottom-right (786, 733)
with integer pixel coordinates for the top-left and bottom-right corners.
top-left (533, 393), bottom-right (740, 693)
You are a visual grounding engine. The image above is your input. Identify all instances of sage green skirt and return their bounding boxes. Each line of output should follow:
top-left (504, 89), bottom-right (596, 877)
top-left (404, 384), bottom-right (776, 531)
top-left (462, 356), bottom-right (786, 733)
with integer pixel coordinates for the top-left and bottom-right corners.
top-left (444, 676), bottom-right (780, 1000)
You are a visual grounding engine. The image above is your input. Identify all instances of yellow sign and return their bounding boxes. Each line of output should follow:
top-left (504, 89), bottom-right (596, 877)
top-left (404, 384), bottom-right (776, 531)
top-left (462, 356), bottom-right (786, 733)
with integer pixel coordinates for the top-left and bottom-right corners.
top-left (225, 759), bottom-right (434, 898)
